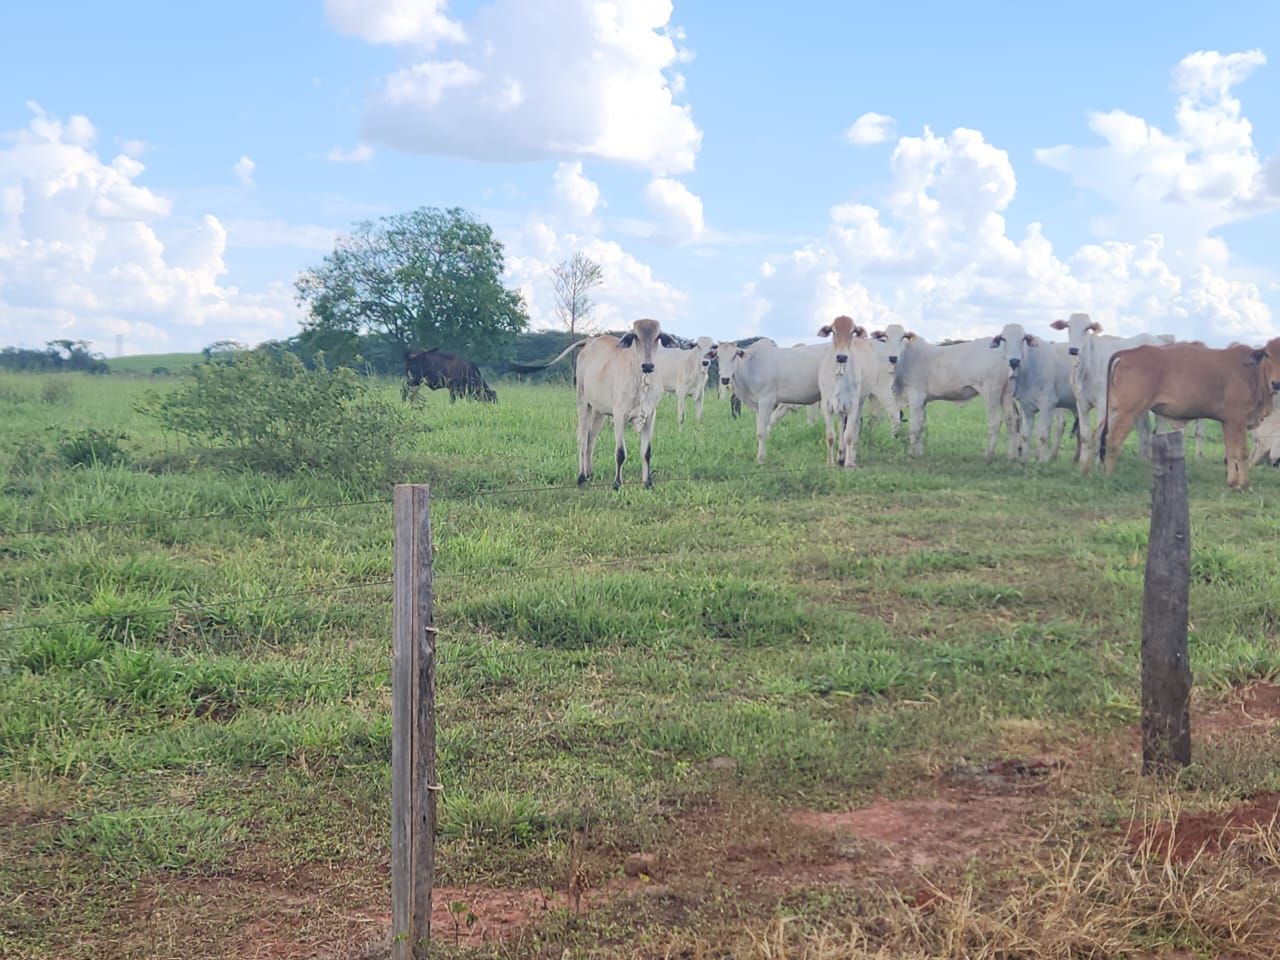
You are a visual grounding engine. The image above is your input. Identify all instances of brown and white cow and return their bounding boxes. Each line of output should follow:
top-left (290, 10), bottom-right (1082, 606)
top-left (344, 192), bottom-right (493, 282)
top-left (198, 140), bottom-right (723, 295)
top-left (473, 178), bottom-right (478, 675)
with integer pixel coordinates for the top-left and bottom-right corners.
top-left (510, 319), bottom-right (676, 488)
top-left (816, 315), bottom-right (872, 467)
top-left (1098, 338), bottom-right (1280, 489)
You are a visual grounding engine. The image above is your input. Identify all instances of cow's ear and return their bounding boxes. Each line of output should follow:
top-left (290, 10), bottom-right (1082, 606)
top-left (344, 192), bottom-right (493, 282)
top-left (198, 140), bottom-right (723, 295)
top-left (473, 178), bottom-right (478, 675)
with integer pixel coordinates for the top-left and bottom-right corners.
top-left (904, 331), bottom-right (917, 340)
top-left (853, 325), bottom-right (868, 338)
top-left (618, 333), bottom-right (637, 348)
top-left (657, 333), bottom-right (677, 348)
top-left (1050, 319), bottom-right (1068, 331)
top-left (817, 325), bottom-right (832, 338)
top-left (870, 329), bottom-right (886, 341)
top-left (1249, 349), bottom-right (1269, 365)
top-left (1024, 334), bottom-right (1039, 346)
top-left (990, 335), bottom-right (1005, 348)
top-left (1087, 322), bottom-right (1103, 334)
top-left (735, 349), bottom-right (745, 358)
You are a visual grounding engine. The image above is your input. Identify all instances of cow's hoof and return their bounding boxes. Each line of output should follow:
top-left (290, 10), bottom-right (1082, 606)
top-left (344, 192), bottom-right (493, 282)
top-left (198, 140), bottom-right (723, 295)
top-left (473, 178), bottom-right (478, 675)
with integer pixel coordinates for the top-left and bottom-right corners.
top-left (577, 473), bottom-right (588, 486)
top-left (644, 479), bottom-right (653, 490)
top-left (612, 480), bottom-right (622, 491)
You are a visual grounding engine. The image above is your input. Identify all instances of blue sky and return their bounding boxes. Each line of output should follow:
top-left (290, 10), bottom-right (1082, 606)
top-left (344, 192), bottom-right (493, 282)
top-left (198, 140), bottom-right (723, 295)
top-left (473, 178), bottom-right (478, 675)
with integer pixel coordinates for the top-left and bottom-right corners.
top-left (2, 0), bottom-right (1279, 354)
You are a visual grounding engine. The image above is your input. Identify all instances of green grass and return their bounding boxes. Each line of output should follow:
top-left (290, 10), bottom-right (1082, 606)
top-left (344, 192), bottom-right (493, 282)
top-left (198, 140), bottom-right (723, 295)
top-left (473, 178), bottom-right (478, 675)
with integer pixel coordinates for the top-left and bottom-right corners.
top-left (1, 371), bottom-right (1278, 957)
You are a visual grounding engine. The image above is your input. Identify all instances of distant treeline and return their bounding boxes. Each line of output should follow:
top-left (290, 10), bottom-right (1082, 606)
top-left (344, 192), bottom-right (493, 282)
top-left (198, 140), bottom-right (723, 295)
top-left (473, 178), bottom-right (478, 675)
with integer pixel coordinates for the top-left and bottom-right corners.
top-left (0, 340), bottom-right (109, 374)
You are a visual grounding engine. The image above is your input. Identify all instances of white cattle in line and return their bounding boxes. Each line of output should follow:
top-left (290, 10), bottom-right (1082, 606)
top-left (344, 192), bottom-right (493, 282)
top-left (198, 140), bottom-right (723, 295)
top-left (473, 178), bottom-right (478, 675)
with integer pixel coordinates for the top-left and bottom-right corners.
top-left (654, 336), bottom-right (716, 425)
top-left (891, 326), bottom-right (1024, 460)
top-left (510, 318), bottom-right (676, 489)
top-left (1050, 313), bottom-right (1162, 471)
top-left (722, 339), bottom-right (826, 462)
top-left (864, 326), bottom-right (905, 435)
top-left (816, 315), bottom-right (873, 467)
top-left (1009, 339), bottom-right (1078, 463)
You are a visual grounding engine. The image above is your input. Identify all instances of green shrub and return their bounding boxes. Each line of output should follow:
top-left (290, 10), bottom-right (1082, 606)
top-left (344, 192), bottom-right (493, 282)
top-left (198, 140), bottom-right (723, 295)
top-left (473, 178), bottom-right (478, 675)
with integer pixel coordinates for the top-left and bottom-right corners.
top-left (57, 428), bottom-right (130, 468)
top-left (139, 350), bottom-right (407, 481)
top-left (40, 380), bottom-right (71, 405)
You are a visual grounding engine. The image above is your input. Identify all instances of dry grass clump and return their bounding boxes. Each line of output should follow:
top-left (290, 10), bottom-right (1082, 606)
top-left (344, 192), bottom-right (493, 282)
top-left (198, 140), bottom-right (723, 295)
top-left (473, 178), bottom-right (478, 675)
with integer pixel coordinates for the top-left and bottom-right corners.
top-left (744, 816), bottom-right (1280, 960)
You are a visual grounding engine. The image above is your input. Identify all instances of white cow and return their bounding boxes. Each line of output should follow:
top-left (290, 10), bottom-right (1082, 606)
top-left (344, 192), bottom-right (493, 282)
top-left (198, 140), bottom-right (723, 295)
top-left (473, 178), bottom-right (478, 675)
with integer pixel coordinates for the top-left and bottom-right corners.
top-left (510, 318), bottom-right (676, 488)
top-left (1009, 339), bottom-right (1078, 463)
top-left (816, 316), bottom-right (873, 467)
top-left (891, 325), bottom-right (1024, 460)
top-left (1050, 313), bottom-right (1162, 471)
top-left (721, 339), bottom-right (826, 462)
top-left (1249, 409), bottom-right (1280, 467)
top-left (864, 325), bottom-right (905, 436)
top-left (655, 336), bottom-right (716, 425)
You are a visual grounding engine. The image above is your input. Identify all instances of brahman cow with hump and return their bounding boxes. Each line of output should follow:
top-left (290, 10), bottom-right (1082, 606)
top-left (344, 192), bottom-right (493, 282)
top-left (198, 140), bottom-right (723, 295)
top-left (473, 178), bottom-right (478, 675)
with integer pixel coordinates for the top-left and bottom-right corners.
top-left (891, 325), bottom-right (1025, 461)
top-left (816, 315), bottom-right (873, 467)
top-left (719, 339), bottom-right (825, 463)
top-left (654, 336), bottom-right (717, 425)
top-left (1050, 313), bottom-right (1163, 469)
top-left (1008, 339), bottom-right (1078, 463)
top-left (510, 319), bottom-right (676, 489)
top-left (1098, 338), bottom-right (1280, 489)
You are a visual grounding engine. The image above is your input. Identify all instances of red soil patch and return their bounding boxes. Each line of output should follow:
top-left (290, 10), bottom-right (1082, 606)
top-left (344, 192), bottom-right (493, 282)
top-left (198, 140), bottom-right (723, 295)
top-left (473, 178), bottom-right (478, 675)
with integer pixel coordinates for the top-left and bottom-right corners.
top-left (1197, 681), bottom-right (1280, 738)
top-left (1126, 792), bottom-right (1280, 864)
top-left (791, 789), bottom-right (1035, 874)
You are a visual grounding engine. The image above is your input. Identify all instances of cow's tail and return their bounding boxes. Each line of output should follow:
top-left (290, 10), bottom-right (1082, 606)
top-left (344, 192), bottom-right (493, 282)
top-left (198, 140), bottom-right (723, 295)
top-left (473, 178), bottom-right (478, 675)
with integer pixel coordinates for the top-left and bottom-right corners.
top-left (507, 338), bottom-right (590, 374)
top-left (1098, 351), bottom-right (1122, 465)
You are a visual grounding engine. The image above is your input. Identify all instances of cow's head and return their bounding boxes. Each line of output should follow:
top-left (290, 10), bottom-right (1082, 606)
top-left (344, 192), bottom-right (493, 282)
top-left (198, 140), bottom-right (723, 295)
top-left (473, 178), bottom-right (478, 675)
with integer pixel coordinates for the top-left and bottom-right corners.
top-left (695, 336), bottom-right (717, 369)
top-left (990, 323), bottom-right (1038, 374)
top-left (715, 340), bottom-right (743, 385)
top-left (1249, 338), bottom-right (1280, 398)
top-left (618, 318), bottom-right (675, 376)
top-left (817, 315), bottom-right (863, 372)
top-left (871, 323), bottom-right (911, 366)
top-left (1050, 312), bottom-right (1101, 357)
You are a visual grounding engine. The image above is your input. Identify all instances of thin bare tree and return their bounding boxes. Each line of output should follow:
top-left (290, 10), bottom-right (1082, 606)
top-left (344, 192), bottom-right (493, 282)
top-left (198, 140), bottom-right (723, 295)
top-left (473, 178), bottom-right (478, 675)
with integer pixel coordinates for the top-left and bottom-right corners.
top-left (552, 252), bottom-right (604, 335)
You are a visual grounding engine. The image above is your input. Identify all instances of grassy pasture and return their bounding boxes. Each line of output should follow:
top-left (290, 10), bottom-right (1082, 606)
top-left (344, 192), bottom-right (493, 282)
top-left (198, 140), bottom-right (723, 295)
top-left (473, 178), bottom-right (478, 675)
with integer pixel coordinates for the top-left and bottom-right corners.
top-left (1, 370), bottom-right (1279, 958)
top-left (106, 352), bottom-right (203, 375)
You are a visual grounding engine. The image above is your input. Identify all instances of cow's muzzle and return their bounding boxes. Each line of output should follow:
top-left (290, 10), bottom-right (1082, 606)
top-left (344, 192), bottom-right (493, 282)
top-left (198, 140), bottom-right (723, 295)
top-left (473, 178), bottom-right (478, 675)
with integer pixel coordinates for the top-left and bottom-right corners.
top-left (888, 355), bottom-right (898, 364)
top-left (701, 360), bottom-right (710, 368)
top-left (835, 354), bottom-right (848, 364)
top-left (1068, 347), bottom-right (1079, 357)
top-left (720, 377), bottom-right (730, 386)
top-left (1272, 380), bottom-right (1280, 392)
top-left (1008, 358), bottom-right (1020, 370)
top-left (641, 362), bottom-right (655, 374)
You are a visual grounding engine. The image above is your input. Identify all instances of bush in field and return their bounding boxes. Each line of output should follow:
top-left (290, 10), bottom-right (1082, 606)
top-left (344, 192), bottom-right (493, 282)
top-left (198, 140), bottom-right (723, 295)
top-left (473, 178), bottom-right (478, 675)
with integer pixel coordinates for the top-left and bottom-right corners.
top-left (141, 350), bottom-right (407, 480)
top-left (57, 428), bottom-right (130, 468)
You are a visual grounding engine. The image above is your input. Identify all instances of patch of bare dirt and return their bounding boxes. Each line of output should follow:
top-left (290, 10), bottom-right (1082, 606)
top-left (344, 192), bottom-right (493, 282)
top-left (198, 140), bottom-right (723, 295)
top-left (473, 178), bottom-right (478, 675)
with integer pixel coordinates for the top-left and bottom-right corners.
top-left (1197, 681), bottom-right (1280, 738)
top-left (791, 789), bottom-right (1035, 875)
top-left (1126, 791), bottom-right (1280, 864)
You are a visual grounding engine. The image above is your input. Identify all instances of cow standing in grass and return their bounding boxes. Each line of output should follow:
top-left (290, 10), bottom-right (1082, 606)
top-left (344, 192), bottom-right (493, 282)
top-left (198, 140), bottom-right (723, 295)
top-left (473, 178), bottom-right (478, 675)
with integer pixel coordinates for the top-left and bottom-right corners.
top-left (404, 347), bottom-right (496, 402)
top-left (1099, 338), bottom-right (1280, 489)
top-left (655, 336), bottom-right (717, 425)
top-left (510, 319), bottom-right (676, 489)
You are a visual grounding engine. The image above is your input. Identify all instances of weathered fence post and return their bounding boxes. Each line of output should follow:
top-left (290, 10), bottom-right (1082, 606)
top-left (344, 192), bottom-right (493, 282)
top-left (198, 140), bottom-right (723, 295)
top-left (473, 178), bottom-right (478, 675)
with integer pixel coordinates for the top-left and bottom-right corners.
top-left (392, 484), bottom-right (436, 959)
top-left (1141, 432), bottom-right (1191, 775)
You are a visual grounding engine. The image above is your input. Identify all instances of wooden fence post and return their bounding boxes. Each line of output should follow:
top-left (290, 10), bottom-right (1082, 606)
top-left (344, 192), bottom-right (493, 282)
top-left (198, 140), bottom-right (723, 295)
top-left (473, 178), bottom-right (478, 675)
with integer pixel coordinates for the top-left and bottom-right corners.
top-left (1141, 432), bottom-right (1191, 775)
top-left (392, 484), bottom-right (436, 959)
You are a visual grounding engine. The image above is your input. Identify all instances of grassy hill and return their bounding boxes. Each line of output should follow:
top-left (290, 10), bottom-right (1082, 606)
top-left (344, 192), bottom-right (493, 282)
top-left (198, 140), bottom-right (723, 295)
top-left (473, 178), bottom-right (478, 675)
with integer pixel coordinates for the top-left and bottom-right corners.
top-left (107, 352), bottom-right (203, 374)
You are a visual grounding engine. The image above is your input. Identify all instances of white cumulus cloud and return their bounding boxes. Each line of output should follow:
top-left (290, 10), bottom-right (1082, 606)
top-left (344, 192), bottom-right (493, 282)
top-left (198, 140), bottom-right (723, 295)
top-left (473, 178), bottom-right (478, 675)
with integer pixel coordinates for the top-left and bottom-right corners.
top-left (551, 161), bottom-right (601, 220)
top-left (345, 0), bottom-right (701, 174)
top-left (643, 176), bottom-right (704, 242)
top-left (327, 143), bottom-right (374, 163)
top-left (0, 105), bottom-right (298, 353)
top-left (325, 0), bottom-right (464, 48)
top-left (233, 155), bottom-right (256, 187)
top-left (844, 112), bottom-right (896, 145)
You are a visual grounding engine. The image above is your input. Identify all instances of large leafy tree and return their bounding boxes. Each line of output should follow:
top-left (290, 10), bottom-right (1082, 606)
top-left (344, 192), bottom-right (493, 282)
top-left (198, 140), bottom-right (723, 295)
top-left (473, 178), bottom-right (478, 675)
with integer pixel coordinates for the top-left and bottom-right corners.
top-left (295, 207), bottom-right (528, 365)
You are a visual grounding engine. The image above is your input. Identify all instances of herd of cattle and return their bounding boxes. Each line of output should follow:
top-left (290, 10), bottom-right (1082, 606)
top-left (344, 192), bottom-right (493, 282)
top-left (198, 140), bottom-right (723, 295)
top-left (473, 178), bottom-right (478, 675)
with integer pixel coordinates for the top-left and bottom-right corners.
top-left (408, 313), bottom-right (1280, 491)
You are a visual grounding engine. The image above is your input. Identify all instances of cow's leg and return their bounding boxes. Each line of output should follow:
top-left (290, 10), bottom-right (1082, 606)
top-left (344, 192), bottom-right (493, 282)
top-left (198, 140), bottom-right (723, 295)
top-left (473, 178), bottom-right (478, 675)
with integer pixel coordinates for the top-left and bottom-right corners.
top-left (1249, 434), bottom-right (1267, 467)
top-left (639, 415), bottom-right (656, 489)
top-left (1098, 406), bottom-right (1141, 477)
top-left (756, 398), bottom-right (776, 463)
top-left (1044, 409), bottom-right (1065, 463)
top-left (1194, 420), bottom-right (1206, 459)
top-left (694, 386), bottom-right (705, 422)
top-left (908, 395), bottom-right (926, 458)
top-left (984, 391), bottom-right (1005, 463)
top-left (1137, 413), bottom-right (1154, 461)
top-left (581, 410), bottom-right (606, 484)
top-left (844, 398), bottom-right (864, 468)
top-left (1224, 421), bottom-right (1249, 489)
top-left (1076, 398), bottom-right (1097, 470)
top-left (611, 416), bottom-right (628, 490)
top-left (885, 393), bottom-right (901, 438)
top-left (822, 402), bottom-right (837, 466)
top-left (676, 391), bottom-right (686, 427)
top-left (730, 394), bottom-right (741, 419)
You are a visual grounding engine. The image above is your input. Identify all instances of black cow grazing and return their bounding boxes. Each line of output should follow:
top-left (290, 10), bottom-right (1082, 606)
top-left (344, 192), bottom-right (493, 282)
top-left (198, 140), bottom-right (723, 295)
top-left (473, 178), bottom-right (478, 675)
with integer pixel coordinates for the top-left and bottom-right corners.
top-left (404, 348), bottom-right (497, 402)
